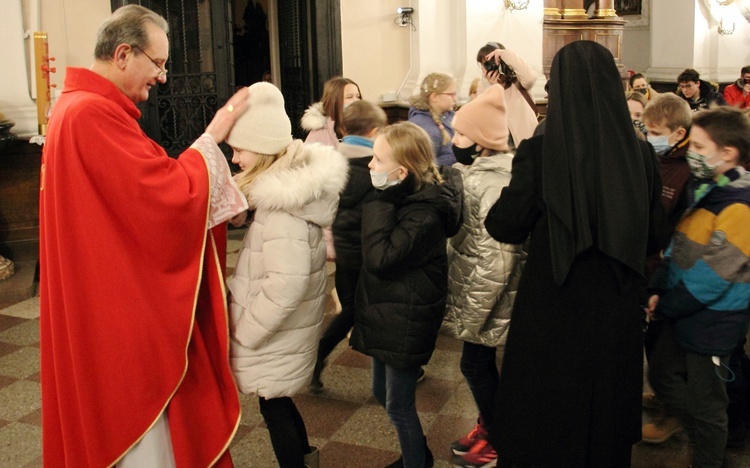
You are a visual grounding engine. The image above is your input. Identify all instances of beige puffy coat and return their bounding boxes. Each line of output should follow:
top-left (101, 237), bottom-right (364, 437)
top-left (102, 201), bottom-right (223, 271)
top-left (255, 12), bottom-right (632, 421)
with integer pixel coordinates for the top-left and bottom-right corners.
top-left (228, 141), bottom-right (348, 398)
top-left (442, 154), bottom-right (527, 347)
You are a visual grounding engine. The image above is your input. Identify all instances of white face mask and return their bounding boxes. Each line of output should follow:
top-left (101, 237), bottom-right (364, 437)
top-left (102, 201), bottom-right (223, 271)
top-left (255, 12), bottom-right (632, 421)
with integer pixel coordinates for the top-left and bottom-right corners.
top-left (686, 150), bottom-right (722, 179)
top-left (370, 168), bottom-right (401, 189)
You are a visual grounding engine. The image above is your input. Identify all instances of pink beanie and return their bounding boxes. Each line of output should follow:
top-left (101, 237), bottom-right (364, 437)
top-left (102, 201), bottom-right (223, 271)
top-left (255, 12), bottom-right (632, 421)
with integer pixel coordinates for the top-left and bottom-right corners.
top-left (453, 84), bottom-right (509, 151)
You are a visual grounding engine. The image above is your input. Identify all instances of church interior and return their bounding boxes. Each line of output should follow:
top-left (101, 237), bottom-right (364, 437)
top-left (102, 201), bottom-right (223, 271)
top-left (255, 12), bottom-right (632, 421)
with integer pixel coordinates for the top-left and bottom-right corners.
top-left (2, 0), bottom-right (750, 466)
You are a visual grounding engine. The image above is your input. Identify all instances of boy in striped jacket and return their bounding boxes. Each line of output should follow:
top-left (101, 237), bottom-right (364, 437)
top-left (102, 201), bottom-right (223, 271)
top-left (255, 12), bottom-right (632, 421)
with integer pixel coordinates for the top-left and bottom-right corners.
top-left (645, 105), bottom-right (750, 467)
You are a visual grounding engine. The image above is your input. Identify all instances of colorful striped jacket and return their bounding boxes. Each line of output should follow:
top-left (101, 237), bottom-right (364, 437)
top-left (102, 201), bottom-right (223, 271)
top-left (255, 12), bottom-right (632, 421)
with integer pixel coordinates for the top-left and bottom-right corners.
top-left (653, 167), bottom-right (750, 356)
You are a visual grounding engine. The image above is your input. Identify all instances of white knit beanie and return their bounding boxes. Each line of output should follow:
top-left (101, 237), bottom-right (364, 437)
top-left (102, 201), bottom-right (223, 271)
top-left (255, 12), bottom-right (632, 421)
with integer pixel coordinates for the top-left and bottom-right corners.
top-left (226, 82), bottom-right (293, 154)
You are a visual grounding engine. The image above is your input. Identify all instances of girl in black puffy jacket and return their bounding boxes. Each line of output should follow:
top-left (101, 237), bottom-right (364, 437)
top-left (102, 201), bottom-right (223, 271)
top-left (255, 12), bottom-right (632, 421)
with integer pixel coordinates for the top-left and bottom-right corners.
top-left (350, 121), bottom-right (463, 468)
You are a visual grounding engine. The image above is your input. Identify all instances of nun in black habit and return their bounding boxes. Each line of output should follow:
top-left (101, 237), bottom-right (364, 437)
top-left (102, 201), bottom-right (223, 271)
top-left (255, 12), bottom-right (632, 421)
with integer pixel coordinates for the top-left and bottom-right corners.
top-left (484, 41), bottom-right (667, 466)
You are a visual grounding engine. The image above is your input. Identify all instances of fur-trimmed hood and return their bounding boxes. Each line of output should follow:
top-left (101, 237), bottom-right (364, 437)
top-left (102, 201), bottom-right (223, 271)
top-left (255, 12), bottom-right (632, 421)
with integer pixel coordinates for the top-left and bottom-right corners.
top-left (249, 140), bottom-right (348, 227)
top-left (300, 102), bottom-right (329, 132)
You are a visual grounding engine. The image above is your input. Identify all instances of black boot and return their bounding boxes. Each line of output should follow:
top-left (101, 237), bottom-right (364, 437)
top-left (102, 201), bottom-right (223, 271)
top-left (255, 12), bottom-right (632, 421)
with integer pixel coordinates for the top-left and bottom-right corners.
top-left (308, 359), bottom-right (325, 394)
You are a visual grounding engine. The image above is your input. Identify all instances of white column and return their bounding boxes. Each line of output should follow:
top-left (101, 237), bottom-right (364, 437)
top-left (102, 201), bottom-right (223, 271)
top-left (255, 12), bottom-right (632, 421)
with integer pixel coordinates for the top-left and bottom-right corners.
top-left (0, 0), bottom-right (37, 137)
top-left (396, 0), bottom-right (467, 102)
top-left (647, 0), bottom-right (750, 83)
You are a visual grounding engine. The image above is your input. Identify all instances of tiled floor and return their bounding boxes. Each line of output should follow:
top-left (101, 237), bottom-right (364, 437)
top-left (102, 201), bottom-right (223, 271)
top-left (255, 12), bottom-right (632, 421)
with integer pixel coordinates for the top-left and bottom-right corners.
top-left (2, 228), bottom-right (750, 467)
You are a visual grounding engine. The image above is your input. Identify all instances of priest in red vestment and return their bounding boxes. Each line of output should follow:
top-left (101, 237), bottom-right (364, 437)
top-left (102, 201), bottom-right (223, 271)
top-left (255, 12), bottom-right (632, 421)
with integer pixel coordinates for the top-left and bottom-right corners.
top-left (39, 5), bottom-right (249, 466)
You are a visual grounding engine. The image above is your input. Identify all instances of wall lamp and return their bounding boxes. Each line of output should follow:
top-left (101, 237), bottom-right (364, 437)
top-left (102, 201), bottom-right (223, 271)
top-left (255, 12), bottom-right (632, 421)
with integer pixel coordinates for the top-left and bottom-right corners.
top-left (396, 7), bottom-right (414, 27)
top-left (702, 0), bottom-right (737, 34)
top-left (505, 0), bottom-right (531, 12)
top-left (718, 17), bottom-right (736, 34)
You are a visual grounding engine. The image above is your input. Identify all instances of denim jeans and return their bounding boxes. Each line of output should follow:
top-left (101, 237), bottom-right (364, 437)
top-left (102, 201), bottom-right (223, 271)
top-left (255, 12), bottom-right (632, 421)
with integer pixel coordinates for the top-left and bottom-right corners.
top-left (460, 341), bottom-right (499, 429)
top-left (372, 358), bottom-right (424, 468)
top-left (258, 396), bottom-right (310, 468)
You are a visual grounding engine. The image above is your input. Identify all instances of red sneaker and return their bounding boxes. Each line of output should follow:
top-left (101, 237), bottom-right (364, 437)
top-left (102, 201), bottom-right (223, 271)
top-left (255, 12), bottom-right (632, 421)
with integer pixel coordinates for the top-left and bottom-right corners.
top-left (452, 438), bottom-right (497, 467)
top-left (450, 420), bottom-right (488, 455)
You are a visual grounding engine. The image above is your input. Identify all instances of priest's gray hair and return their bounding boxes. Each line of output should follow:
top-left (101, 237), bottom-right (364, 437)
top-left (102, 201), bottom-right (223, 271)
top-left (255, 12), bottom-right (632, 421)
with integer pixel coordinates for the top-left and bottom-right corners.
top-left (94, 5), bottom-right (168, 60)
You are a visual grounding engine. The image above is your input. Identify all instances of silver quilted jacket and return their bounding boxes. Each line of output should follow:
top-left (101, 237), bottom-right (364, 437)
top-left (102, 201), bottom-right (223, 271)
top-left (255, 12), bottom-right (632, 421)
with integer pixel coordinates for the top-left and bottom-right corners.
top-left (442, 153), bottom-right (527, 347)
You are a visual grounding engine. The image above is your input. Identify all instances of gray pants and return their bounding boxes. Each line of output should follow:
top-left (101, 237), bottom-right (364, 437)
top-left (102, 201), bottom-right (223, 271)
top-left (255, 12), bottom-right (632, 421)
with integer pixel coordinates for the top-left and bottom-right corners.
top-left (649, 322), bottom-right (729, 468)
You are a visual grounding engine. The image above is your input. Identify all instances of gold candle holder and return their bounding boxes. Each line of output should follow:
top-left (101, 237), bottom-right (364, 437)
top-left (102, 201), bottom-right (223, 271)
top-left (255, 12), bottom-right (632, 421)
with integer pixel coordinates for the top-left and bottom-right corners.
top-left (34, 32), bottom-right (55, 136)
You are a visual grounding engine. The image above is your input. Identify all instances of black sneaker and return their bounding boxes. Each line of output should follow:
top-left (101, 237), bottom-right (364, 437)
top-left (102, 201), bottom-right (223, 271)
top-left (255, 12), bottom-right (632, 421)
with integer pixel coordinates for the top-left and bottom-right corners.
top-left (417, 367), bottom-right (427, 384)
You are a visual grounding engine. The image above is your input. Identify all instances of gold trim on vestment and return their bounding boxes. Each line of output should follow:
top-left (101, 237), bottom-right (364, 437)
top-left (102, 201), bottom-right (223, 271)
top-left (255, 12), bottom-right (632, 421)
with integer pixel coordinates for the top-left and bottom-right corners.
top-left (108, 150), bottom-right (208, 467)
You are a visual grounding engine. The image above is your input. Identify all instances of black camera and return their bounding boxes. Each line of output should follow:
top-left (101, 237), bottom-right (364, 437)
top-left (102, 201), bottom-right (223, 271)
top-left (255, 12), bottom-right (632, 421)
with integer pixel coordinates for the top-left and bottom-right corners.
top-left (483, 59), bottom-right (515, 85)
top-left (483, 59), bottom-right (499, 73)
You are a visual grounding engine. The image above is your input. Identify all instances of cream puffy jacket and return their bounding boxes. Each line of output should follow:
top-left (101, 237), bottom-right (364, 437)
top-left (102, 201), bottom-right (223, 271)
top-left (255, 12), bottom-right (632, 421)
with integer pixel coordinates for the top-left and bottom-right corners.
top-left (442, 154), bottom-right (527, 347)
top-left (228, 141), bottom-right (348, 398)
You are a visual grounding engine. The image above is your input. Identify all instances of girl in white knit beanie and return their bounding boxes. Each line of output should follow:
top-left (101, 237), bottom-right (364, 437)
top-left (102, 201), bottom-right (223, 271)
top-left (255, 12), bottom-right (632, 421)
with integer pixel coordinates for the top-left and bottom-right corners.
top-left (225, 82), bottom-right (348, 468)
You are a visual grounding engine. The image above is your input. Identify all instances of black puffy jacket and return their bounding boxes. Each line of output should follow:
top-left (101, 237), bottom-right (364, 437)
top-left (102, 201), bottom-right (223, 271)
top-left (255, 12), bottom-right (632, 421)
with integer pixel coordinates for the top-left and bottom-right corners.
top-left (351, 166), bottom-right (463, 369)
top-left (332, 155), bottom-right (373, 270)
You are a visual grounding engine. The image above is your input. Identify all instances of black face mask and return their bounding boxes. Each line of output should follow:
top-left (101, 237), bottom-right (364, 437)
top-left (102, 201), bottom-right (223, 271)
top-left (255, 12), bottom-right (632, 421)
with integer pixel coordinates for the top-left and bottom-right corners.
top-left (452, 143), bottom-right (480, 166)
top-left (636, 88), bottom-right (648, 95)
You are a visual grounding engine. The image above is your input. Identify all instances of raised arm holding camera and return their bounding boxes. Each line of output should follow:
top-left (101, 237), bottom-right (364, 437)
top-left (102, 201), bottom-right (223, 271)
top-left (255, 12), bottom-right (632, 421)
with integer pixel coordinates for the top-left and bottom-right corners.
top-left (476, 42), bottom-right (538, 147)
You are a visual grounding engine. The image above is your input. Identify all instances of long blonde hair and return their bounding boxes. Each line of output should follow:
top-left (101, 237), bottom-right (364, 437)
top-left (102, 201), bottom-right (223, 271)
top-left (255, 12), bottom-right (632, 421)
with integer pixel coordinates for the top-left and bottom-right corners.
top-left (234, 151), bottom-right (282, 199)
top-left (380, 122), bottom-right (443, 191)
top-left (409, 72), bottom-right (455, 145)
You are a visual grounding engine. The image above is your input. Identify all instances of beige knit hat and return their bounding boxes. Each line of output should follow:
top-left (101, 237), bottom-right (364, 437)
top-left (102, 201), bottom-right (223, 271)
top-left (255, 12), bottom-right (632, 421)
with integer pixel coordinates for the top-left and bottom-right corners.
top-left (453, 84), bottom-right (509, 151)
top-left (226, 82), bottom-right (293, 154)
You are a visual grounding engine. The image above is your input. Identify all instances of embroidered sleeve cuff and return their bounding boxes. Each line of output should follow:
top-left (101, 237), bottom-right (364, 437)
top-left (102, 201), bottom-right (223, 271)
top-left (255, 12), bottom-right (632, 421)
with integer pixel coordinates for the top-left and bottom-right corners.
top-left (192, 133), bottom-right (249, 229)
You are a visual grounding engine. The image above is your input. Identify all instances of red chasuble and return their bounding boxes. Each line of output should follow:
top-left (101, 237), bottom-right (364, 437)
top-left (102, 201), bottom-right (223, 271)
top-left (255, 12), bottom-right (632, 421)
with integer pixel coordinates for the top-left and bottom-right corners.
top-left (40, 68), bottom-right (240, 467)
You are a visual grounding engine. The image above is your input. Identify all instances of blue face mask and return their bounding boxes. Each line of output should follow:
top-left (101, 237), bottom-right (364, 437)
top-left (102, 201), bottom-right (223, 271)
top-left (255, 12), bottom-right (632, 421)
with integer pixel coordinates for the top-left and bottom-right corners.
top-left (647, 131), bottom-right (677, 155)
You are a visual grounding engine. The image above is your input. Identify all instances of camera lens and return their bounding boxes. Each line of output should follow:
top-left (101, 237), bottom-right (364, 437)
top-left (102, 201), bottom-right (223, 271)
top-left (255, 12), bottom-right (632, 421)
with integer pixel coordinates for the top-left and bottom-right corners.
top-left (483, 60), bottom-right (498, 73)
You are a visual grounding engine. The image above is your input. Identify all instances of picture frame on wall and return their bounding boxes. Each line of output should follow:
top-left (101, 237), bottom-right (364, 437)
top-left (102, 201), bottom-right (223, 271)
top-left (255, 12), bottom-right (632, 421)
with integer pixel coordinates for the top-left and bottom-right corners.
top-left (619, 0), bottom-right (649, 28)
top-left (615, 0), bottom-right (642, 16)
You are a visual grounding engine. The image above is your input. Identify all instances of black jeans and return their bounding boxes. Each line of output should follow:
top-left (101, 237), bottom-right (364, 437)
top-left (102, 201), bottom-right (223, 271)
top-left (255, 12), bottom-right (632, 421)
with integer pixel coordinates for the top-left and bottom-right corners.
top-left (258, 396), bottom-right (310, 468)
top-left (460, 341), bottom-right (499, 429)
top-left (727, 340), bottom-right (749, 433)
top-left (317, 265), bottom-right (360, 362)
top-left (649, 324), bottom-right (729, 468)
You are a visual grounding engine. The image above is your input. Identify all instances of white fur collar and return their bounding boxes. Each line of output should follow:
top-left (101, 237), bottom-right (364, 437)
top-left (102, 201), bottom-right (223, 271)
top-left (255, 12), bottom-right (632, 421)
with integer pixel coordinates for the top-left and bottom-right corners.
top-left (249, 141), bottom-right (348, 225)
top-left (300, 102), bottom-right (328, 131)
